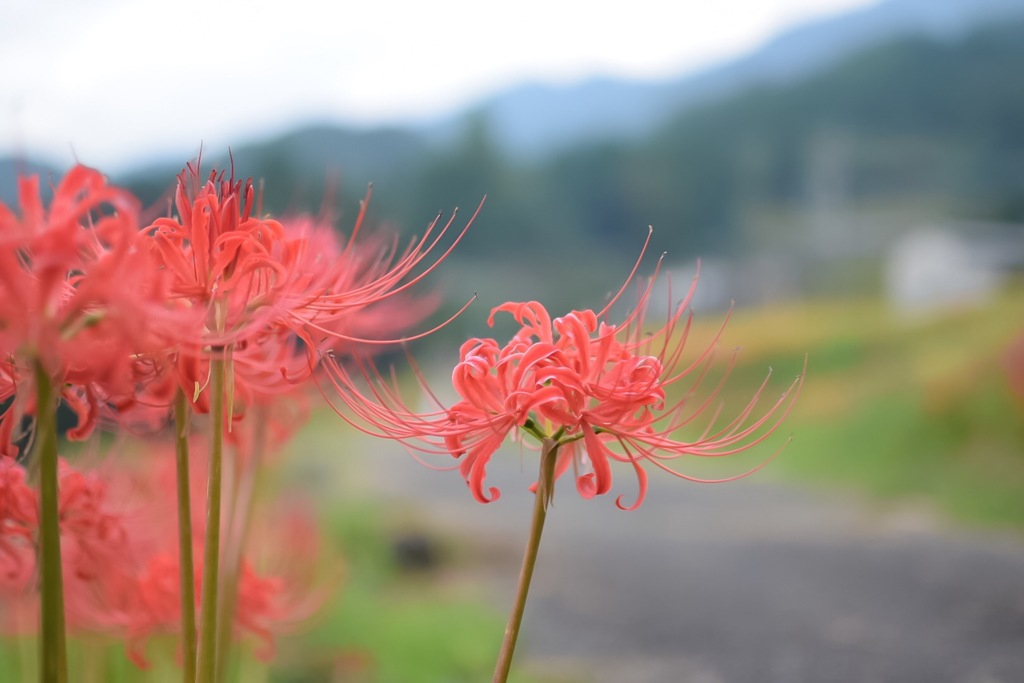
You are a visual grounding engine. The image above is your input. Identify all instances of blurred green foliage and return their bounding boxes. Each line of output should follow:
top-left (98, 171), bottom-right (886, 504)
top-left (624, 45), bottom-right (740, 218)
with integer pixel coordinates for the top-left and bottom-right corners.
top-left (686, 288), bottom-right (1024, 528)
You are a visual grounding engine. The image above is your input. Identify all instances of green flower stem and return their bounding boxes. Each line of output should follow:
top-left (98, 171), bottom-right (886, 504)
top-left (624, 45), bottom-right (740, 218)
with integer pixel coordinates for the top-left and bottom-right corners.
top-left (173, 390), bottom-right (197, 683)
top-left (195, 356), bottom-right (227, 683)
top-left (492, 437), bottom-right (558, 683)
top-left (214, 408), bottom-right (267, 682)
top-left (34, 360), bottom-right (67, 683)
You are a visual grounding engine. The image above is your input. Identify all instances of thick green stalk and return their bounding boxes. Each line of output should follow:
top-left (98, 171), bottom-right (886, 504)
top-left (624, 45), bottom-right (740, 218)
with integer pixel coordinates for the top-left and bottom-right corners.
top-left (492, 438), bottom-right (558, 683)
top-left (195, 356), bottom-right (227, 683)
top-left (174, 390), bottom-right (197, 683)
top-left (34, 360), bottom-right (67, 683)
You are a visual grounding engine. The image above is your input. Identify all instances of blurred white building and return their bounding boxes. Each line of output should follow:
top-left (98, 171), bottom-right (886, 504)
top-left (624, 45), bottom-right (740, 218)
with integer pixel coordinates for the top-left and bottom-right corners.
top-left (885, 223), bottom-right (1024, 313)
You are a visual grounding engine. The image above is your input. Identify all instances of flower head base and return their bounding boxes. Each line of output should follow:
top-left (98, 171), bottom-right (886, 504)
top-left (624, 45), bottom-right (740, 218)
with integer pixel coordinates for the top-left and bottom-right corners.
top-left (328, 233), bottom-right (804, 509)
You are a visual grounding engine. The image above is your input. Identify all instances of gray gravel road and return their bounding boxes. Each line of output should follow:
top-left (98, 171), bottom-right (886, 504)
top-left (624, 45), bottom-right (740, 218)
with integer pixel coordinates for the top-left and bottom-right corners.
top-left (347, 446), bottom-right (1024, 683)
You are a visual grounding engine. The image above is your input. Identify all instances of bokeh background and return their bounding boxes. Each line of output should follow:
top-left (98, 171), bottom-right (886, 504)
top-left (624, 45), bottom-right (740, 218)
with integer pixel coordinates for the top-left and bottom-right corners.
top-left (4, 0), bottom-right (1024, 681)
top-left (4, 0), bottom-right (1024, 318)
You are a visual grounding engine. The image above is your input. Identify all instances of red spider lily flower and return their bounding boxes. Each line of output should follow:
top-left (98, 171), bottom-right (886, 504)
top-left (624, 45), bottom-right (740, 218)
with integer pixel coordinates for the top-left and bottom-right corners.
top-left (143, 165), bottom-right (290, 348)
top-left (325, 234), bottom-right (804, 509)
top-left (141, 163), bottom-right (475, 416)
top-left (0, 457), bottom-right (139, 635)
top-left (0, 487), bottom-right (35, 635)
top-left (0, 165), bottom-right (169, 376)
top-left (0, 165), bottom-right (179, 443)
top-left (110, 443), bottom-right (330, 668)
top-left (145, 164), bottom-right (471, 349)
top-left (56, 461), bottom-right (134, 583)
top-left (0, 450), bottom-right (328, 664)
top-left (0, 458), bottom-right (36, 599)
top-left (238, 213), bottom-right (441, 423)
top-left (124, 546), bottom-right (324, 668)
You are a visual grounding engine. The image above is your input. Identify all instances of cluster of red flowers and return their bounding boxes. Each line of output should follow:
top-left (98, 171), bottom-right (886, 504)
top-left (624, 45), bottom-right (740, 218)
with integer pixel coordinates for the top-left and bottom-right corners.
top-left (0, 162), bottom-right (469, 443)
top-left (0, 161), bottom-right (467, 673)
top-left (0, 452), bottom-right (319, 665)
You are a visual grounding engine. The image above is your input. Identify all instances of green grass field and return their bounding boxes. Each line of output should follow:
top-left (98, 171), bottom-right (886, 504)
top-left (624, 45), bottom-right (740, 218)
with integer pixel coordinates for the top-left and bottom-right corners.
top-left (684, 287), bottom-right (1024, 529)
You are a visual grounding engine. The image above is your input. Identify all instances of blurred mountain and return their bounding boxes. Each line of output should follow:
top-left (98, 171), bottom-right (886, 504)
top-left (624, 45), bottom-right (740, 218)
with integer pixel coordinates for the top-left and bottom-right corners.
top-left (93, 13), bottom-right (1024, 276)
top-left (393, 14), bottom-right (1024, 305)
top-left (121, 125), bottom-right (431, 210)
top-left (0, 157), bottom-right (60, 206)
top-left (441, 0), bottom-right (1024, 158)
top-left (613, 16), bottom-right (1024, 260)
top-left (111, 0), bottom-right (1024, 196)
top-left (225, 124), bottom-right (431, 185)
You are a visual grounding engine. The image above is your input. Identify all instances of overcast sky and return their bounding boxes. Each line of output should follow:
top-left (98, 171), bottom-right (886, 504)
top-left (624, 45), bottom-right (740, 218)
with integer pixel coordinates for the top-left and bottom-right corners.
top-left (1, 0), bottom-right (876, 171)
